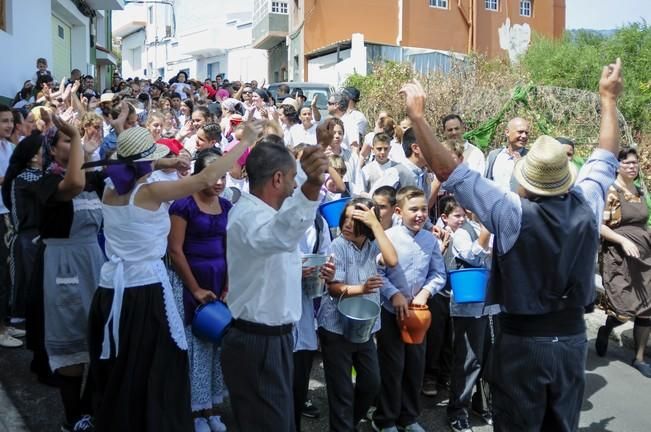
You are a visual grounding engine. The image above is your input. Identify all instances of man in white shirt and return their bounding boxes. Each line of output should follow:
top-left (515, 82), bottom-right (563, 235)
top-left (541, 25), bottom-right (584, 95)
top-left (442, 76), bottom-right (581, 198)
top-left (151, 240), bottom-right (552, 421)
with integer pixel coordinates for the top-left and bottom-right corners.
top-left (342, 87), bottom-right (369, 137)
top-left (442, 114), bottom-right (486, 175)
top-left (328, 93), bottom-right (360, 152)
top-left (485, 117), bottom-right (530, 191)
top-left (222, 135), bottom-right (329, 432)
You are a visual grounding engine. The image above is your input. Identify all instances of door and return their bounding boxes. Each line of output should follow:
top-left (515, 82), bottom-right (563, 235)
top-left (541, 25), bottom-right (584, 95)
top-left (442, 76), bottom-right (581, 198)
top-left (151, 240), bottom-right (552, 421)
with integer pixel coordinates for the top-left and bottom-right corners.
top-left (52, 15), bottom-right (72, 82)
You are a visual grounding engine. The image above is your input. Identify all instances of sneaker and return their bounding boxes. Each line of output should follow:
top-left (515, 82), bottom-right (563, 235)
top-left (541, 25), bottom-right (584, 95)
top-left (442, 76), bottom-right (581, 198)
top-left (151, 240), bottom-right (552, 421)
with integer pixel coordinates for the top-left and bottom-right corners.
top-left (72, 415), bottom-right (94, 431)
top-left (207, 415), bottom-right (227, 432)
top-left (194, 417), bottom-right (212, 432)
top-left (0, 332), bottom-right (23, 348)
top-left (366, 406), bottom-right (377, 421)
top-left (449, 417), bottom-right (473, 432)
top-left (595, 325), bottom-right (610, 357)
top-left (399, 422), bottom-right (426, 432)
top-left (302, 399), bottom-right (321, 418)
top-left (371, 421), bottom-right (399, 432)
top-left (6, 327), bottom-right (26, 338)
top-left (632, 359), bottom-right (651, 378)
top-left (422, 378), bottom-right (438, 397)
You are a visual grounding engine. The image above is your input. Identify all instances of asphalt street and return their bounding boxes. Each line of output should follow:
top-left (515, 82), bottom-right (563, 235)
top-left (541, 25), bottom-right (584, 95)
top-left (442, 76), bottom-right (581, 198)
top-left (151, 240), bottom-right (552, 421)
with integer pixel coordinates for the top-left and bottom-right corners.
top-left (1, 311), bottom-right (650, 432)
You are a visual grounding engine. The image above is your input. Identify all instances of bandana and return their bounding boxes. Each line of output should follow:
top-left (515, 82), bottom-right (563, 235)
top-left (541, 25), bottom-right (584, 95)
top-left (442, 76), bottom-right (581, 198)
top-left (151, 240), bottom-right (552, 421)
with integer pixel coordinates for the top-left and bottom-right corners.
top-left (105, 160), bottom-right (153, 195)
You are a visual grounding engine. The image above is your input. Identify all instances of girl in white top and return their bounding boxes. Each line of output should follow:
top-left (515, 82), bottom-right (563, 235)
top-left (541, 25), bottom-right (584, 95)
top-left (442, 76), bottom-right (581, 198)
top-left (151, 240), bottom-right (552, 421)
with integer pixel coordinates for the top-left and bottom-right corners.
top-left (87, 124), bottom-right (256, 432)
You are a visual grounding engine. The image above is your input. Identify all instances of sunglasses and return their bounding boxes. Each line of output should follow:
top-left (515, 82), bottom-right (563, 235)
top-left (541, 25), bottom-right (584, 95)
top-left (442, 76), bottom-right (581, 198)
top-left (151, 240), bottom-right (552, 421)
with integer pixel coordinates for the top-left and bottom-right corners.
top-left (327, 102), bottom-right (335, 105)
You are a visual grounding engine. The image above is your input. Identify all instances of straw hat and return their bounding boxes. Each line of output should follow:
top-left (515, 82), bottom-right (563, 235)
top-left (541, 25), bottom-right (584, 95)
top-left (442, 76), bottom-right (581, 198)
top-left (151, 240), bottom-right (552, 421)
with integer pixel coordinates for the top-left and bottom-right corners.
top-left (512, 135), bottom-right (576, 196)
top-left (281, 97), bottom-right (299, 111)
top-left (100, 93), bottom-right (115, 104)
top-left (113, 127), bottom-right (170, 161)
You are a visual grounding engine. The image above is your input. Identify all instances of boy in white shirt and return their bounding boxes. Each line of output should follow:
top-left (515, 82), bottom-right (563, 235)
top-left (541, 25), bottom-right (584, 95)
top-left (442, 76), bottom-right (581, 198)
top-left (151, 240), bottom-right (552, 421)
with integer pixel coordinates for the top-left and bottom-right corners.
top-left (362, 133), bottom-right (397, 194)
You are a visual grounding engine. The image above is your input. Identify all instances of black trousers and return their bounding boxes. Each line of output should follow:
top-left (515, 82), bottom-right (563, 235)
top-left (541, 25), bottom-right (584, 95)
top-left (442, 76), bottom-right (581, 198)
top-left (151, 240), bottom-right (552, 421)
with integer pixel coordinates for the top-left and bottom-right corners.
top-left (0, 216), bottom-right (10, 324)
top-left (425, 293), bottom-right (453, 385)
top-left (222, 326), bottom-right (295, 432)
top-left (487, 332), bottom-right (587, 432)
top-left (447, 315), bottom-right (491, 420)
top-left (319, 327), bottom-right (380, 432)
top-left (293, 349), bottom-right (316, 432)
top-left (374, 308), bottom-right (426, 428)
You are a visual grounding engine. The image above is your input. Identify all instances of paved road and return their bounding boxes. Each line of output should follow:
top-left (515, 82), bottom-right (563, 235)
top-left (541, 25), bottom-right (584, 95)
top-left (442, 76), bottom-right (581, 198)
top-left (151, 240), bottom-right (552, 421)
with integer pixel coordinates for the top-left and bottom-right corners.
top-left (1, 312), bottom-right (650, 431)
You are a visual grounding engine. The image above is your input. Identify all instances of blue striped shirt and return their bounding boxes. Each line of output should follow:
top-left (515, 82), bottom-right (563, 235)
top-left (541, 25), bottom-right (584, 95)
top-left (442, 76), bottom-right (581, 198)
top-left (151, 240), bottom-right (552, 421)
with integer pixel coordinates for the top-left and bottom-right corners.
top-left (317, 236), bottom-right (382, 335)
top-left (380, 225), bottom-right (446, 313)
top-left (442, 149), bottom-right (618, 255)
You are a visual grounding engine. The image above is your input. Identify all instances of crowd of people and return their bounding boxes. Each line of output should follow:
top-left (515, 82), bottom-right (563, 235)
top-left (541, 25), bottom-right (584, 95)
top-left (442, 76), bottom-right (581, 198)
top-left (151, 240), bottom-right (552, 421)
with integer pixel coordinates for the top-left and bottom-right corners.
top-left (0, 55), bottom-right (646, 432)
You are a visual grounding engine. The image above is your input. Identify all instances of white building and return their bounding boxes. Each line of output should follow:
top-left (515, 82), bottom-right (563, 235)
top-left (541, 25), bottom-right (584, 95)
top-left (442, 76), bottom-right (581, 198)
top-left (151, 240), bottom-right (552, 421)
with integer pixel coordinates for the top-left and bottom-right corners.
top-left (0, 0), bottom-right (122, 100)
top-left (113, 0), bottom-right (268, 83)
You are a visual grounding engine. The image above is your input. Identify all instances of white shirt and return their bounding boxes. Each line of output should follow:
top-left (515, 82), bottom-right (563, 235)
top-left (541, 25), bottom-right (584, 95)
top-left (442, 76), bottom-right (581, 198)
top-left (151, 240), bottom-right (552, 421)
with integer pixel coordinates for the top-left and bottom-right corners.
top-left (491, 148), bottom-right (518, 192)
top-left (362, 159), bottom-right (396, 194)
top-left (343, 109), bottom-right (368, 137)
top-left (290, 123), bottom-right (317, 147)
top-left (0, 139), bottom-right (15, 214)
top-left (388, 139), bottom-right (407, 165)
top-left (463, 141), bottom-right (486, 175)
top-left (227, 189), bottom-right (321, 325)
top-left (341, 116), bottom-right (360, 151)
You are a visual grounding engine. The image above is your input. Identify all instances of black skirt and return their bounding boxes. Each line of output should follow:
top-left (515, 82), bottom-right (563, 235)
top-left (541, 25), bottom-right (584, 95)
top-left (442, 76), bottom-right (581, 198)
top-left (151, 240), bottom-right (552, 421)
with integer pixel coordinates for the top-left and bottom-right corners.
top-left (88, 283), bottom-right (193, 432)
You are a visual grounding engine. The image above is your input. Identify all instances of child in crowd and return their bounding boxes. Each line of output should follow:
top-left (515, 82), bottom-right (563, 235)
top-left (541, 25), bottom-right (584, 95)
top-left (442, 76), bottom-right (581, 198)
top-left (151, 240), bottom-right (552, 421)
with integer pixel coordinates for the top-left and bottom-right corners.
top-left (32, 58), bottom-right (53, 86)
top-left (372, 186), bottom-right (398, 231)
top-left (438, 196), bottom-right (498, 432)
top-left (195, 123), bottom-right (222, 154)
top-left (362, 133), bottom-right (397, 194)
top-left (322, 154), bottom-right (347, 202)
top-left (373, 186), bottom-right (447, 432)
top-left (317, 197), bottom-right (398, 432)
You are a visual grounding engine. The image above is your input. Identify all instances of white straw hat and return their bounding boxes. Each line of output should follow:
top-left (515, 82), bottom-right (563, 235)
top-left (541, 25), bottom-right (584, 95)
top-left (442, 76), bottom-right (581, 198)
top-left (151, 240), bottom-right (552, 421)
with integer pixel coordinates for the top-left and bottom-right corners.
top-left (113, 127), bottom-right (170, 161)
top-left (512, 135), bottom-right (576, 196)
top-left (281, 97), bottom-right (299, 111)
top-left (100, 93), bottom-right (115, 104)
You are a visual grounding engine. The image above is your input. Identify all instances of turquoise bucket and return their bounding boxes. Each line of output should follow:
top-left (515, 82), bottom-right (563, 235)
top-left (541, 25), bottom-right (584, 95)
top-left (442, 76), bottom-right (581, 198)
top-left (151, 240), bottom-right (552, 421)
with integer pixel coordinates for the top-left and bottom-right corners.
top-left (448, 268), bottom-right (489, 303)
top-left (192, 300), bottom-right (232, 344)
top-left (319, 197), bottom-right (351, 228)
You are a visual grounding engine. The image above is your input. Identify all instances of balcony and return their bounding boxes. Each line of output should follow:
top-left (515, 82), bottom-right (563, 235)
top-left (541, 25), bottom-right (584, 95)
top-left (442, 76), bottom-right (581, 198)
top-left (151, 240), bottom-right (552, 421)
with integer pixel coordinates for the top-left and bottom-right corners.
top-left (252, 12), bottom-right (288, 49)
top-left (85, 0), bottom-right (125, 10)
top-left (177, 28), bottom-right (228, 57)
top-left (112, 4), bottom-right (146, 38)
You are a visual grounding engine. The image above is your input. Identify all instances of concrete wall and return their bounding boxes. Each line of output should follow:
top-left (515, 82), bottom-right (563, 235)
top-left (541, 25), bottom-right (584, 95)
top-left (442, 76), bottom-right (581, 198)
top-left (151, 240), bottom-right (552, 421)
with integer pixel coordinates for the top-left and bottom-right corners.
top-left (268, 41), bottom-right (288, 83)
top-left (120, 29), bottom-right (146, 78)
top-left (227, 48), bottom-right (268, 83)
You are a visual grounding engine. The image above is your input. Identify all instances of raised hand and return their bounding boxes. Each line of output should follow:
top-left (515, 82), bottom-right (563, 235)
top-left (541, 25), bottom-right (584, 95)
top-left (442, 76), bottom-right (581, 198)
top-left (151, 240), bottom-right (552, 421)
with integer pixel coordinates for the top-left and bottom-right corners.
top-left (52, 115), bottom-right (79, 139)
top-left (399, 80), bottom-right (427, 121)
top-left (351, 203), bottom-right (381, 230)
top-left (300, 145), bottom-right (329, 186)
top-left (599, 58), bottom-right (623, 101)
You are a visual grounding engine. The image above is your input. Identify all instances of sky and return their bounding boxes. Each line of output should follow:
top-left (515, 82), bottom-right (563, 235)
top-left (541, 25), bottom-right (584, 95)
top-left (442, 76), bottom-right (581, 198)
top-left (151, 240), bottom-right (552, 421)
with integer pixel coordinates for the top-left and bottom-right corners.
top-left (565, 0), bottom-right (651, 30)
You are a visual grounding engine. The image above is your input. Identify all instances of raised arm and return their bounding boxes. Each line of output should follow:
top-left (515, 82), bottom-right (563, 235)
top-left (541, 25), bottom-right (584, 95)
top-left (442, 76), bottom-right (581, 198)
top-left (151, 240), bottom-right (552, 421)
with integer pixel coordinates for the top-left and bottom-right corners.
top-left (399, 81), bottom-right (458, 181)
top-left (598, 58), bottom-right (623, 156)
top-left (52, 116), bottom-right (85, 201)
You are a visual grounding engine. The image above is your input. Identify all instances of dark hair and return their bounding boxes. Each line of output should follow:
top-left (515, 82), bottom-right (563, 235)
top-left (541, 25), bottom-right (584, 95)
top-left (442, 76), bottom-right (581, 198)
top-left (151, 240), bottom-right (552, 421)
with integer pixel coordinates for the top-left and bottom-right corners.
top-left (331, 93), bottom-right (348, 113)
top-left (618, 147), bottom-right (638, 162)
top-left (396, 186), bottom-right (425, 207)
top-left (402, 127), bottom-right (417, 158)
top-left (556, 137), bottom-right (575, 149)
top-left (372, 132), bottom-right (391, 146)
top-left (182, 99), bottom-right (194, 113)
top-left (290, 88), bottom-right (304, 99)
top-left (278, 84), bottom-right (290, 94)
top-left (11, 109), bottom-right (23, 134)
top-left (343, 87), bottom-right (360, 103)
top-left (281, 105), bottom-right (300, 125)
top-left (0, 104), bottom-right (10, 114)
top-left (441, 114), bottom-right (463, 129)
top-left (201, 123), bottom-right (222, 142)
top-left (193, 106), bottom-right (212, 122)
top-left (373, 185), bottom-right (397, 207)
top-left (339, 197), bottom-right (379, 241)
top-left (440, 195), bottom-right (463, 216)
top-left (253, 89), bottom-right (270, 104)
top-left (170, 92), bottom-right (182, 100)
top-left (194, 148), bottom-right (223, 174)
top-left (1, 133), bottom-right (43, 210)
top-left (176, 71), bottom-right (188, 80)
top-left (246, 135), bottom-right (295, 190)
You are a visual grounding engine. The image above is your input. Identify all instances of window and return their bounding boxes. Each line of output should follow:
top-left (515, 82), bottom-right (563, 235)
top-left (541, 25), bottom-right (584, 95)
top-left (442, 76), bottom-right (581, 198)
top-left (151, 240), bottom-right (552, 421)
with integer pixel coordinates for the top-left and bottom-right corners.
top-left (485, 0), bottom-right (498, 11)
top-left (148, 6), bottom-right (153, 24)
top-left (271, 1), bottom-right (288, 14)
top-left (428, 0), bottom-right (448, 8)
top-left (520, 0), bottom-right (531, 17)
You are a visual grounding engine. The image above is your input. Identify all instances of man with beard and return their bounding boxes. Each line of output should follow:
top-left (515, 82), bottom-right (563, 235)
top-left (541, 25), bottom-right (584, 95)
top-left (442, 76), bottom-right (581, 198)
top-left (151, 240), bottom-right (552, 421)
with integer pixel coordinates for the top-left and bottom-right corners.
top-left (97, 93), bottom-right (115, 138)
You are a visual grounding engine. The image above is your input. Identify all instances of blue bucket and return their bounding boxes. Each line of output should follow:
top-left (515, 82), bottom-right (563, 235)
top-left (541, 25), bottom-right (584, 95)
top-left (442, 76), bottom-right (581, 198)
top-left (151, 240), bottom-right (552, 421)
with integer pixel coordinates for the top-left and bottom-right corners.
top-left (192, 300), bottom-right (232, 344)
top-left (448, 268), bottom-right (489, 303)
top-left (319, 197), bottom-right (351, 228)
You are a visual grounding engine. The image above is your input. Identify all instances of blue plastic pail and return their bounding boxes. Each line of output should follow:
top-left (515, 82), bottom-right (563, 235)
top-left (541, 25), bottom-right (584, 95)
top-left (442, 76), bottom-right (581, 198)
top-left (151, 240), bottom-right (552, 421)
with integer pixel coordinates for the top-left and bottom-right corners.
top-left (192, 300), bottom-right (232, 344)
top-left (448, 268), bottom-right (489, 303)
top-left (319, 197), bottom-right (351, 228)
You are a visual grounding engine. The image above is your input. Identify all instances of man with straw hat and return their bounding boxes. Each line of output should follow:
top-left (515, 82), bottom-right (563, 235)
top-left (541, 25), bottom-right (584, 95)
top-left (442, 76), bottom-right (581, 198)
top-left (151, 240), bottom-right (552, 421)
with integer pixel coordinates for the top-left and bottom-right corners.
top-left (400, 58), bottom-right (623, 432)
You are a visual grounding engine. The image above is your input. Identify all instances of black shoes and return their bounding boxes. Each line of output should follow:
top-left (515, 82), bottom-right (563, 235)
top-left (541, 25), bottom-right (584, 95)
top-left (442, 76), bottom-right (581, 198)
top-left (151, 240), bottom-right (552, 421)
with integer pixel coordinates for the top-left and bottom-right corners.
top-left (449, 417), bottom-right (473, 432)
top-left (595, 325), bottom-right (610, 357)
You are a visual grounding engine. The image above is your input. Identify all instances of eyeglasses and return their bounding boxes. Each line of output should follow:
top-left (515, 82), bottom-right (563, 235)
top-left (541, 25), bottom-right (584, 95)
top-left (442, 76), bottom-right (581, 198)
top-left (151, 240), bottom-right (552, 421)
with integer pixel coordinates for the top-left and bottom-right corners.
top-left (327, 102), bottom-right (335, 105)
top-left (243, 90), bottom-right (252, 94)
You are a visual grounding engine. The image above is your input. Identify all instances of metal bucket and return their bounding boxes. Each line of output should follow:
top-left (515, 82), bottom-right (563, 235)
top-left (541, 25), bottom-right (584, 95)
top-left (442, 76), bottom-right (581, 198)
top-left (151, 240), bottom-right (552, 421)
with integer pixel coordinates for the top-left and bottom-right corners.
top-left (338, 295), bottom-right (380, 343)
top-left (301, 254), bottom-right (328, 299)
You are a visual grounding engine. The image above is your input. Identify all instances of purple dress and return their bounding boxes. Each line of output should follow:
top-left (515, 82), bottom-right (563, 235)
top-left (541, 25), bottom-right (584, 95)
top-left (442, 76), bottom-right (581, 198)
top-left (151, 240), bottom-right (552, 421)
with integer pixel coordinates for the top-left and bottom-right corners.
top-left (169, 195), bottom-right (232, 325)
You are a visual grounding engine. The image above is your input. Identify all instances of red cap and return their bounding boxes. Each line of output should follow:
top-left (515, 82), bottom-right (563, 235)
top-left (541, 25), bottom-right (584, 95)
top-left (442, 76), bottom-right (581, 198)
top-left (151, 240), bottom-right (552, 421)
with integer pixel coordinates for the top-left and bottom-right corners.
top-left (156, 138), bottom-right (184, 155)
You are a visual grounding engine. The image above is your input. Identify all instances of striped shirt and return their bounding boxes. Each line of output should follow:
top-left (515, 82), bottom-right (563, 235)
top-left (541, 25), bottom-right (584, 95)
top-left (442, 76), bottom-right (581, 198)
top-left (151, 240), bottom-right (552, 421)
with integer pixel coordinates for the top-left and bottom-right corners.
top-left (317, 236), bottom-right (381, 335)
top-left (442, 149), bottom-right (618, 256)
top-left (380, 224), bottom-right (446, 313)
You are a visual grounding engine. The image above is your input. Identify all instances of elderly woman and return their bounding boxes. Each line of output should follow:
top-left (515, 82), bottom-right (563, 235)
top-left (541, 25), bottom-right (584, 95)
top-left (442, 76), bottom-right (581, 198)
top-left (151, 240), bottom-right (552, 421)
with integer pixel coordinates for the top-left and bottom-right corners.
top-left (598, 147), bottom-right (651, 378)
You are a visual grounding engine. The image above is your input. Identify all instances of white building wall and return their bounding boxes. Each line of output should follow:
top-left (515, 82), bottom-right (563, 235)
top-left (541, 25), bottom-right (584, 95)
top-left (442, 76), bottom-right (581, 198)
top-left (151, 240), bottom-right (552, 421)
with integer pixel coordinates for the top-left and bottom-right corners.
top-left (227, 48), bottom-right (268, 83)
top-left (120, 29), bottom-right (146, 78)
top-left (0, 0), bottom-right (53, 98)
top-left (306, 33), bottom-right (366, 87)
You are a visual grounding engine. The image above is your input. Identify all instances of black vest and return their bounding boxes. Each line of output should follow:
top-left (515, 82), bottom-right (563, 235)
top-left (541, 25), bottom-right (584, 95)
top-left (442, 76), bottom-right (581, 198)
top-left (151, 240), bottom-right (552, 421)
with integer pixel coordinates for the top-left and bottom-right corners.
top-left (488, 190), bottom-right (598, 315)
